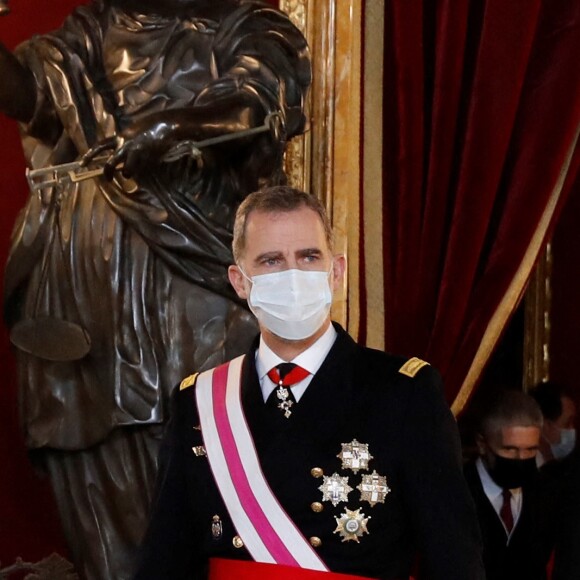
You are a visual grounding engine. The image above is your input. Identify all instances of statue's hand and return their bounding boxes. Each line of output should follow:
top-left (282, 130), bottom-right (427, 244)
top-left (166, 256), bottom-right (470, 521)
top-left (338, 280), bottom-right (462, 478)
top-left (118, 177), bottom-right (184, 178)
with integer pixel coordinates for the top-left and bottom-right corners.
top-left (83, 119), bottom-right (180, 180)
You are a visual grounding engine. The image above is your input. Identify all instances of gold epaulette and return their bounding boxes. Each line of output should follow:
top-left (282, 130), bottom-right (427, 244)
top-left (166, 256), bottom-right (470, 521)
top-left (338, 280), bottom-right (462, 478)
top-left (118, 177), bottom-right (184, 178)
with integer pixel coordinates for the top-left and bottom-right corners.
top-left (398, 357), bottom-right (430, 378)
top-left (179, 373), bottom-right (199, 391)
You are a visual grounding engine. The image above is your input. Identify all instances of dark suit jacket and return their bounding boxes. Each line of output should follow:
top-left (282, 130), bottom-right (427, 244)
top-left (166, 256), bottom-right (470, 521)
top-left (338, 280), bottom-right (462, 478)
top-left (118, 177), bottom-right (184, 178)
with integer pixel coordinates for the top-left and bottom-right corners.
top-left (548, 448), bottom-right (580, 580)
top-left (464, 460), bottom-right (556, 580)
top-left (135, 324), bottom-right (484, 580)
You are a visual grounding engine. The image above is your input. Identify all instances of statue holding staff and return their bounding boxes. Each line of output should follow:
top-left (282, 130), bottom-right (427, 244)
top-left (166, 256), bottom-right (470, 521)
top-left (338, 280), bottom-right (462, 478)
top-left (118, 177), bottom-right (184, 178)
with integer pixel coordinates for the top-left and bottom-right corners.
top-left (0, 1), bottom-right (310, 577)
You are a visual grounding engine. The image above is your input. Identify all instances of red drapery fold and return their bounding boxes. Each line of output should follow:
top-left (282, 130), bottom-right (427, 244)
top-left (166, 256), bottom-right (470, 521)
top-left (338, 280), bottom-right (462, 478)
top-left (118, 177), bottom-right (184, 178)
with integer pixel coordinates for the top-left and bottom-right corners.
top-left (380, 0), bottom-right (580, 409)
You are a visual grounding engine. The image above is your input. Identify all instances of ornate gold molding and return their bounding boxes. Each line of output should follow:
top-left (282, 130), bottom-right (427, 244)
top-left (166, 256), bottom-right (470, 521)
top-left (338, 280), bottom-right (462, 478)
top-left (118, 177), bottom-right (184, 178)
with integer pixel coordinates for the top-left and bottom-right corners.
top-left (281, 0), bottom-right (362, 328)
top-left (523, 243), bottom-right (552, 390)
top-left (281, 0), bottom-right (310, 192)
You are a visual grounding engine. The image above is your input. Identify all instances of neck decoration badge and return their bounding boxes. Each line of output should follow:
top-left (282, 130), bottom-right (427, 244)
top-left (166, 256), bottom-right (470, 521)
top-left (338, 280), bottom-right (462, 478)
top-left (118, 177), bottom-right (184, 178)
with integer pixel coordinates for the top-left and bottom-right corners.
top-left (267, 363), bottom-right (309, 418)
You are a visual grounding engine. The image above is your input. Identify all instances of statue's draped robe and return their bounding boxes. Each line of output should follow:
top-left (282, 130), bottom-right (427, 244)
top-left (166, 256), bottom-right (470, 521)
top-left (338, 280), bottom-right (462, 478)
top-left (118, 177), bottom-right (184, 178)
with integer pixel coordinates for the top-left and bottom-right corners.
top-left (3, 2), bottom-right (310, 578)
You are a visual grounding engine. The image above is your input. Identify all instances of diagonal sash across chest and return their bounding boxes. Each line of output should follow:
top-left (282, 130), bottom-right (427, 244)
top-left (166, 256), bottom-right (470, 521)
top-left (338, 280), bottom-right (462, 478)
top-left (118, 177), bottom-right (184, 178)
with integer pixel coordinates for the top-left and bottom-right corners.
top-left (195, 355), bottom-right (328, 571)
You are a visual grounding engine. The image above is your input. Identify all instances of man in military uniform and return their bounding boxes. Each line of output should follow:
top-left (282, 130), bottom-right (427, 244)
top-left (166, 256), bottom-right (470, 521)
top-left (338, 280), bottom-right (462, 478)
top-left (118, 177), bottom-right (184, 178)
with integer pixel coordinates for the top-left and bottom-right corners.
top-left (135, 186), bottom-right (485, 579)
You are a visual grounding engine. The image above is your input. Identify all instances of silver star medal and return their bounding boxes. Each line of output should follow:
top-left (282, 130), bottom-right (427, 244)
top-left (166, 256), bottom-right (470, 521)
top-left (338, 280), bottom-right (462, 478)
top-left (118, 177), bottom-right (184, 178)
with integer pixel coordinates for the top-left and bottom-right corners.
top-left (357, 470), bottom-right (391, 506)
top-left (334, 508), bottom-right (371, 542)
top-left (318, 472), bottom-right (353, 506)
top-left (337, 439), bottom-right (374, 473)
top-left (276, 386), bottom-right (293, 418)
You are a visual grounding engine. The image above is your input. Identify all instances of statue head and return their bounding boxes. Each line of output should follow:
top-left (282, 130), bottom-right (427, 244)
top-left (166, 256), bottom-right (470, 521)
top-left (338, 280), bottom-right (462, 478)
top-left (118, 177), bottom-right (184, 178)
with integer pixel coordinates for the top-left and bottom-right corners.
top-left (109, 0), bottom-right (237, 17)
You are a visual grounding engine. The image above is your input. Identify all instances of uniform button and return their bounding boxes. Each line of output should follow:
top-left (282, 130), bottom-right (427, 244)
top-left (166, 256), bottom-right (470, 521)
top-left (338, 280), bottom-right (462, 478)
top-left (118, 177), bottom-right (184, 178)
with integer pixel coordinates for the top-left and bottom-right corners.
top-left (232, 535), bottom-right (244, 549)
top-left (309, 536), bottom-right (322, 548)
top-left (311, 467), bottom-right (324, 478)
top-left (311, 502), bottom-right (324, 513)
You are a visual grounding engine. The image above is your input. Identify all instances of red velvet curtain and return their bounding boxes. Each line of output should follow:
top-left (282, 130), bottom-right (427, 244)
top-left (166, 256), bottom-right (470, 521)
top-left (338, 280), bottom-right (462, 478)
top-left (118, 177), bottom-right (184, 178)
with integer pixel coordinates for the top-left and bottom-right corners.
top-left (379, 0), bottom-right (580, 409)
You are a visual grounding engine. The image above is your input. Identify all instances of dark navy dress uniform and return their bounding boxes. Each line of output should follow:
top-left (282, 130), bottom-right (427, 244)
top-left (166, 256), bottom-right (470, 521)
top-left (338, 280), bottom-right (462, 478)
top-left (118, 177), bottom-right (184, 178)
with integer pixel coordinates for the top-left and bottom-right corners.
top-left (134, 324), bottom-right (485, 579)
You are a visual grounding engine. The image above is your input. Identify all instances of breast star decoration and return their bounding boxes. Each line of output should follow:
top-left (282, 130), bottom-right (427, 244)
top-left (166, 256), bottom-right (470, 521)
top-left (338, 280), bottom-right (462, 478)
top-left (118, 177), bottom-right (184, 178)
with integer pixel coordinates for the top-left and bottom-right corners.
top-left (357, 470), bottom-right (391, 507)
top-left (315, 440), bottom-right (392, 543)
top-left (334, 508), bottom-right (371, 542)
top-left (337, 439), bottom-right (373, 474)
top-left (318, 473), bottom-right (353, 507)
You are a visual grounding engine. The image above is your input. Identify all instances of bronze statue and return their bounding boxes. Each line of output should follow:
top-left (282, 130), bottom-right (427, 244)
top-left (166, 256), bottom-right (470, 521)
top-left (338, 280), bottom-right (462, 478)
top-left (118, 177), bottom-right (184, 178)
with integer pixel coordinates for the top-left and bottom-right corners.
top-left (0, 0), bottom-right (310, 578)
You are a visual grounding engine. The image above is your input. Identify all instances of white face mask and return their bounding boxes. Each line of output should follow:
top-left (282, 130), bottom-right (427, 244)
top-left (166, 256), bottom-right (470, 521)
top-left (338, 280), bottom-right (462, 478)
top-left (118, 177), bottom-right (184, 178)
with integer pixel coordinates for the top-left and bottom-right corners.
top-left (550, 428), bottom-right (576, 460)
top-left (240, 267), bottom-right (333, 341)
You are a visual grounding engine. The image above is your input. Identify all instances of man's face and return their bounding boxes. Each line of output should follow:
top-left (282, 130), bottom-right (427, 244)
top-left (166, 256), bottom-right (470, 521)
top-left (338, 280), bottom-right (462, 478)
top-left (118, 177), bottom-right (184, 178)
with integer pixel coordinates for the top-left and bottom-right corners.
top-left (477, 425), bottom-right (541, 470)
top-left (228, 206), bottom-right (345, 334)
top-left (544, 395), bottom-right (577, 444)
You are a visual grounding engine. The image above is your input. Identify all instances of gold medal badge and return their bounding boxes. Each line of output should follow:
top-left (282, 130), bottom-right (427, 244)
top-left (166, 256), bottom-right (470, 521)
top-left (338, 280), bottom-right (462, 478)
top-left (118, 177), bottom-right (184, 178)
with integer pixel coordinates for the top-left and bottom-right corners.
top-left (334, 508), bottom-right (371, 542)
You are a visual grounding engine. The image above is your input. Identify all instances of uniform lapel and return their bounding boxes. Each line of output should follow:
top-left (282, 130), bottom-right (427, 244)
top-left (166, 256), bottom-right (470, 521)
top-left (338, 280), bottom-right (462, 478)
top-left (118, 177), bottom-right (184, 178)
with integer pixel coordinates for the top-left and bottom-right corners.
top-left (289, 325), bottom-right (359, 440)
top-left (240, 324), bottom-right (360, 443)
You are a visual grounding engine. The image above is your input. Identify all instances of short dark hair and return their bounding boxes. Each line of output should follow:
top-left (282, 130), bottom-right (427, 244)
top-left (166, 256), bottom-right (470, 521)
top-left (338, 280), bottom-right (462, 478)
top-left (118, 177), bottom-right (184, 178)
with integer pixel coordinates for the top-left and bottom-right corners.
top-left (479, 390), bottom-right (543, 438)
top-left (232, 185), bottom-right (333, 263)
top-left (529, 381), bottom-right (571, 422)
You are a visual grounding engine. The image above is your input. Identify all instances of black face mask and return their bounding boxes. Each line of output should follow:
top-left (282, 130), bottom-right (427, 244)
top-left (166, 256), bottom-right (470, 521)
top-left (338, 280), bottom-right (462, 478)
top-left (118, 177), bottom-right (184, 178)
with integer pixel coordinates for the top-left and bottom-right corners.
top-left (487, 454), bottom-right (538, 489)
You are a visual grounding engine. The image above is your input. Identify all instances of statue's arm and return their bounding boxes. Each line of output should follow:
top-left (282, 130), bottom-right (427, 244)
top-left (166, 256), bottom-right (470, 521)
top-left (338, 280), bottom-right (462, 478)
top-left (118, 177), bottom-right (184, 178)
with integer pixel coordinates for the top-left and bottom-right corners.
top-left (87, 3), bottom-right (310, 179)
top-left (88, 93), bottom-right (267, 179)
top-left (0, 41), bottom-right (36, 123)
top-left (132, 94), bottom-right (265, 144)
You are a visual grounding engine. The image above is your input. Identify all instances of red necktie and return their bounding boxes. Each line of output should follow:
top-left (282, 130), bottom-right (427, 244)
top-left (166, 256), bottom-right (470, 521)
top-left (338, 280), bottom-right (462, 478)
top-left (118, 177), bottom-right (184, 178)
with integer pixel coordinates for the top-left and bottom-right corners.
top-left (500, 489), bottom-right (514, 533)
top-left (267, 363), bottom-right (310, 387)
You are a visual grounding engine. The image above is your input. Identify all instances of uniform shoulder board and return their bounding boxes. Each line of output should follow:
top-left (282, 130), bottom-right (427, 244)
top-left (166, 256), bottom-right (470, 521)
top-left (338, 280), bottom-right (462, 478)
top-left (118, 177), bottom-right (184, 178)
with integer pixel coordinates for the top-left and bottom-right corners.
top-left (398, 357), bottom-right (430, 378)
top-left (179, 373), bottom-right (199, 391)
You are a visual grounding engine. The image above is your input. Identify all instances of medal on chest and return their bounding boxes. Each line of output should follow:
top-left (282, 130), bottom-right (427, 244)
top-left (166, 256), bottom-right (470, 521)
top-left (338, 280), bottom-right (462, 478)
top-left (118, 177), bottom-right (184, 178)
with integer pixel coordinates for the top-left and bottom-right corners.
top-left (312, 439), bottom-right (392, 544)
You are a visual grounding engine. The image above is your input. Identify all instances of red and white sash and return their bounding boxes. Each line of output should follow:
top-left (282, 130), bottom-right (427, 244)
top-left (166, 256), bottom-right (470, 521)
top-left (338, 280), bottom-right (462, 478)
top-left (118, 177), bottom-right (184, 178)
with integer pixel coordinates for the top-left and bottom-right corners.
top-left (195, 355), bottom-right (328, 571)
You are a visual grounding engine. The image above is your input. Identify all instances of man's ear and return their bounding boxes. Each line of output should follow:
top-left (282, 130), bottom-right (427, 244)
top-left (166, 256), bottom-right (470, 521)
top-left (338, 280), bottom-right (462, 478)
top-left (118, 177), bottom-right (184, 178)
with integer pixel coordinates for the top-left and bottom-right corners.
top-left (331, 254), bottom-right (346, 292)
top-left (228, 265), bottom-right (249, 300)
top-left (475, 433), bottom-right (487, 456)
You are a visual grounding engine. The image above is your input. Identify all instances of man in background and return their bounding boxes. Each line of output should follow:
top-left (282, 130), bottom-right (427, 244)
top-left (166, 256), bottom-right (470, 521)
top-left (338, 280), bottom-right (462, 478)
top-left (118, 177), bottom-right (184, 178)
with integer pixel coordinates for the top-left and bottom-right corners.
top-left (529, 382), bottom-right (580, 579)
top-left (464, 390), bottom-right (556, 580)
top-left (529, 381), bottom-right (577, 466)
top-left (552, 445), bottom-right (580, 580)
